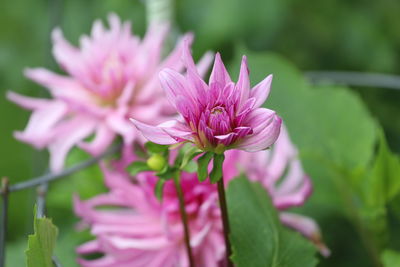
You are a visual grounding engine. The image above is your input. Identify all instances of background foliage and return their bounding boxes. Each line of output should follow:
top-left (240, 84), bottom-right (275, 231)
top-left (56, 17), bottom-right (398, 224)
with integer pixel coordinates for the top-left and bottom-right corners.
top-left (1, 0), bottom-right (400, 266)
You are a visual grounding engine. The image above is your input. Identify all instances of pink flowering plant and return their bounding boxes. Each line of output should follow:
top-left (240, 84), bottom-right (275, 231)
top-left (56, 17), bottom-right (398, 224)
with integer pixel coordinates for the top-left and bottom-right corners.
top-left (7, 8), bottom-right (377, 267)
top-left (8, 14), bottom-right (211, 172)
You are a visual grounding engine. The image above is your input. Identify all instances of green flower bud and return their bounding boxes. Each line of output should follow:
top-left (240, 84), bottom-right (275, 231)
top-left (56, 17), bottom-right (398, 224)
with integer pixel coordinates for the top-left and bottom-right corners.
top-left (147, 154), bottom-right (167, 172)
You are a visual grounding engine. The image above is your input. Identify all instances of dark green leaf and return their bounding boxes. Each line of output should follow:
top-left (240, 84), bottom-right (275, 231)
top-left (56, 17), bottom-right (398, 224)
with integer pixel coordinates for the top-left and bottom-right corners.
top-left (210, 153), bottom-right (225, 184)
top-left (197, 152), bottom-right (214, 182)
top-left (227, 178), bottom-right (317, 267)
top-left (156, 166), bottom-right (176, 180)
top-left (26, 210), bottom-right (58, 267)
top-left (154, 179), bottom-right (166, 201)
top-left (145, 142), bottom-right (169, 154)
top-left (127, 161), bottom-right (151, 176)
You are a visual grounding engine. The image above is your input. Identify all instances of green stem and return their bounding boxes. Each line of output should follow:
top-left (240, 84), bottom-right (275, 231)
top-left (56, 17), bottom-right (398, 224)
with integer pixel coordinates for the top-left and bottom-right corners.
top-left (217, 176), bottom-right (234, 267)
top-left (173, 171), bottom-right (195, 267)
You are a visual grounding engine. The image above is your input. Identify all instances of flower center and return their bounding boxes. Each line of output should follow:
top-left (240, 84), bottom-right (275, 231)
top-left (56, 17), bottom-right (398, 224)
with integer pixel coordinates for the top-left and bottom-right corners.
top-left (211, 106), bottom-right (224, 115)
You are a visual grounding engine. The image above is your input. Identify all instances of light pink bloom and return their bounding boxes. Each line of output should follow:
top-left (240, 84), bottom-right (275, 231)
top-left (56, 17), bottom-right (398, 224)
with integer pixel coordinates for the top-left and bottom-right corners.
top-left (8, 14), bottom-right (212, 172)
top-left (74, 165), bottom-right (225, 267)
top-left (74, 126), bottom-right (328, 266)
top-left (225, 125), bottom-right (330, 256)
top-left (131, 41), bottom-right (282, 153)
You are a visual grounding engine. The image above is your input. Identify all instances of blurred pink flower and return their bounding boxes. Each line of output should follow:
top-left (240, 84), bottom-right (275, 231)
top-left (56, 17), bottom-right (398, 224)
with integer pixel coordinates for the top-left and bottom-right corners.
top-left (8, 14), bottom-right (212, 172)
top-left (74, 126), bottom-right (328, 266)
top-left (131, 40), bottom-right (282, 154)
top-left (74, 165), bottom-right (225, 267)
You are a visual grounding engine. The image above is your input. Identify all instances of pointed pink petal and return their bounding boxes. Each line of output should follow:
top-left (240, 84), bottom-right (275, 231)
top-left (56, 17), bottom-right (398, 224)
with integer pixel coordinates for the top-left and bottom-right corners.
top-left (78, 124), bottom-right (115, 155)
top-left (251, 74), bottom-right (273, 108)
top-left (158, 120), bottom-right (194, 142)
top-left (130, 119), bottom-right (178, 145)
top-left (209, 53), bottom-right (231, 86)
top-left (7, 91), bottom-right (51, 110)
top-left (159, 69), bottom-right (191, 107)
top-left (52, 28), bottom-right (82, 75)
top-left (267, 125), bottom-right (298, 182)
top-left (13, 101), bottom-right (68, 148)
top-left (237, 109), bottom-right (282, 151)
top-left (280, 212), bottom-right (331, 257)
top-left (236, 56), bottom-right (250, 106)
top-left (49, 117), bottom-right (96, 172)
top-left (106, 110), bottom-right (135, 145)
top-left (196, 51), bottom-right (214, 78)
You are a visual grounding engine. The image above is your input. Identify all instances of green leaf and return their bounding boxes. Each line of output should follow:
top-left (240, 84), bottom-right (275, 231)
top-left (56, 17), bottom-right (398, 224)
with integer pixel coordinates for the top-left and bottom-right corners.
top-left (227, 178), bottom-right (317, 267)
top-left (382, 250), bottom-right (400, 267)
top-left (156, 166), bottom-right (176, 180)
top-left (26, 210), bottom-right (59, 267)
top-left (197, 152), bottom-right (214, 182)
top-left (154, 179), bottom-right (166, 201)
top-left (364, 131), bottom-right (400, 207)
top-left (127, 161), bottom-right (152, 176)
top-left (230, 50), bottom-right (377, 171)
top-left (182, 160), bottom-right (198, 173)
top-left (145, 142), bottom-right (169, 154)
top-left (210, 153), bottom-right (225, 183)
top-left (179, 145), bottom-right (202, 170)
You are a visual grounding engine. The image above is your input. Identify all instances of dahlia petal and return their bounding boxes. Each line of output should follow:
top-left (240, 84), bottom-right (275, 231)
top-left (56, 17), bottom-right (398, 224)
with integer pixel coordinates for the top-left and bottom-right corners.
top-left (251, 74), bottom-right (273, 108)
top-left (237, 97), bottom-right (256, 117)
top-left (280, 212), bottom-right (331, 257)
top-left (49, 117), bottom-right (96, 172)
top-left (106, 112), bottom-right (135, 144)
top-left (76, 240), bottom-right (101, 254)
top-left (273, 175), bottom-right (312, 209)
top-left (14, 101), bottom-right (68, 148)
top-left (215, 133), bottom-right (237, 146)
top-left (116, 82), bottom-right (135, 107)
top-left (196, 51), bottom-right (214, 78)
top-left (78, 124), bottom-right (115, 156)
top-left (209, 52), bottom-right (231, 86)
top-left (52, 28), bottom-right (82, 75)
top-left (24, 68), bottom-right (94, 104)
top-left (159, 120), bottom-right (194, 142)
top-left (233, 126), bottom-right (253, 138)
top-left (267, 125), bottom-right (297, 182)
top-left (130, 119), bottom-right (178, 145)
top-left (7, 91), bottom-right (51, 110)
top-left (107, 236), bottom-right (169, 250)
top-left (190, 223), bottom-right (212, 247)
top-left (159, 69), bottom-right (191, 107)
top-left (161, 33), bottom-right (194, 71)
top-left (238, 110), bottom-right (282, 152)
top-left (237, 56), bottom-right (250, 106)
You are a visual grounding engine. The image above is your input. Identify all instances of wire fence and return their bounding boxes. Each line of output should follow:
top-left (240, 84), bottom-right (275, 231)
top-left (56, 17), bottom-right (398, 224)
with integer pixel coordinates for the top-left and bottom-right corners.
top-left (0, 144), bottom-right (120, 267)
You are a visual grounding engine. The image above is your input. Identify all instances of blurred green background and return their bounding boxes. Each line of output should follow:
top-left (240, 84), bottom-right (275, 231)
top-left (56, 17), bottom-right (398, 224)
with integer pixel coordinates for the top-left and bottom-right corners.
top-left (1, 0), bottom-right (400, 266)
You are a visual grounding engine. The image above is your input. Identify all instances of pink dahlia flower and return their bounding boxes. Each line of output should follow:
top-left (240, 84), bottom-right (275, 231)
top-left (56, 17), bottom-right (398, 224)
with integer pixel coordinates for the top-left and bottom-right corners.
top-left (8, 14), bottom-right (212, 172)
top-left (74, 126), bottom-right (328, 266)
top-left (74, 164), bottom-right (225, 267)
top-left (131, 41), bottom-right (282, 153)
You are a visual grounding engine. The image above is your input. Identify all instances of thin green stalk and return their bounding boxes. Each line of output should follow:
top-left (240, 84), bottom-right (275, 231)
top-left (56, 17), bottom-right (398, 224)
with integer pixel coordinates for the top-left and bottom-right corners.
top-left (217, 176), bottom-right (234, 267)
top-left (173, 171), bottom-right (195, 267)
